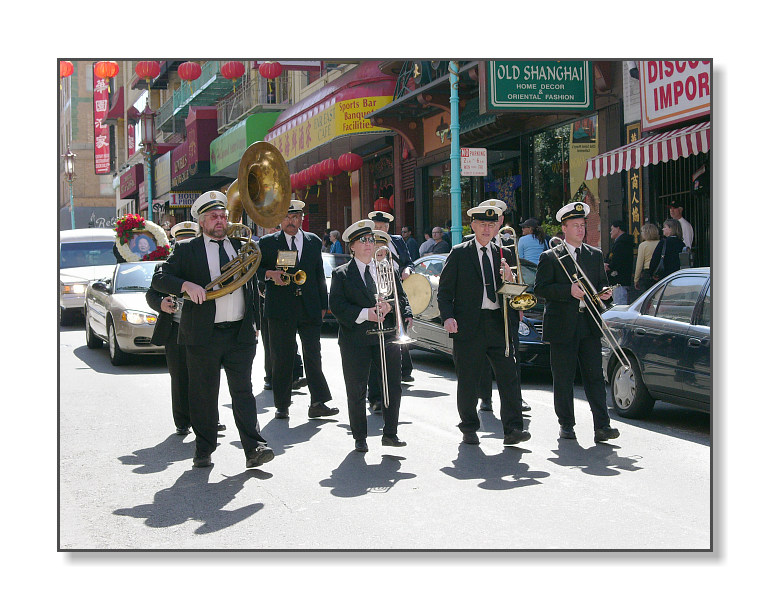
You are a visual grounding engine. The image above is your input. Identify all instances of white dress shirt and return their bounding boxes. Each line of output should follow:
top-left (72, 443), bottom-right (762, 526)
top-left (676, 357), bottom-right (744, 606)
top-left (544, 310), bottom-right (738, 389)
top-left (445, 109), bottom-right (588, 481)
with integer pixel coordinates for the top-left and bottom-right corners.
top-left (561, 240), bottom-right (586, 309)
top-left (474, 237), bottom-right (500, 310)
top-left (284, 229), bottom-right (304, 260)
top-left (354, 257), bottom-right (378, 324)
top-left (204, 235), bottom-right (246, 323)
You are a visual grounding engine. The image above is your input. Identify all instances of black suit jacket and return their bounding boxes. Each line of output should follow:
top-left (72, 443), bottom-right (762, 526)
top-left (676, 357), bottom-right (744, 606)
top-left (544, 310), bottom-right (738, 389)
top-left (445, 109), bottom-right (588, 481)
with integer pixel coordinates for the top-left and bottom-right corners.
top-left (437, 239), bottom-right (516, 342)
top-left (145, 283), bottom-right (175, 346)
top-left (257, 230), bottom-right (327, 324)
top-left (534, 242), bottom-right (611, 343)
top-left (151, 235), bottom-right (260, 346)
top-left (388, 234), bottom-right (415, 276)
top-left (329, 258), bottom-right (412, 347)
top-left (606, 231), bottom-right (634, 286)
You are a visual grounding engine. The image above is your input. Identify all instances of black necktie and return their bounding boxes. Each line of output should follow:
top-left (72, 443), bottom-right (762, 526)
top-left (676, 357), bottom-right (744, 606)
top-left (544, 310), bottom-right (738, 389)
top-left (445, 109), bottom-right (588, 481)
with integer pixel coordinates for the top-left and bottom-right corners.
top-left (481, 246), bottom-right (496, 302)
top-left (290, 236), bottom-right (297, 251)
top-left (216, 239), bottom-right (232, 285)
top-left (364, 264), bottom-right (376, 297)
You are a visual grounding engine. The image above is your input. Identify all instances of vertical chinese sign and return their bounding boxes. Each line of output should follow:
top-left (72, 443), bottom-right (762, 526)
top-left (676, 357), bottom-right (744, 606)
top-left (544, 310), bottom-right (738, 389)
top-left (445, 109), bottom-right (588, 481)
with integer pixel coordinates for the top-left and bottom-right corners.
top-left (93, 67), bottom-right (111, 174)
top-left (626, 123), bottom-right (642, 244)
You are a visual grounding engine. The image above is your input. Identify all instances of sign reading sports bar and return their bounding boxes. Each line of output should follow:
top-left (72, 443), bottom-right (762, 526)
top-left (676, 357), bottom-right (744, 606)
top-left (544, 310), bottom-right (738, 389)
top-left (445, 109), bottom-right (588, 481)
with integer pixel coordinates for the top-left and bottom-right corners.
top-left (639, 61), bottom-right (711, 130)
top-left (487, 61), bottom-right (593, 111)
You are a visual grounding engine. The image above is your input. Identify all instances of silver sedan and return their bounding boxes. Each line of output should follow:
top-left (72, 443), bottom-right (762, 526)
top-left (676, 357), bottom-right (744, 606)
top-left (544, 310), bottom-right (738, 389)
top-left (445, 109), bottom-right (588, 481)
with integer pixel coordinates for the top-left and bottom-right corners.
top-left (84, 261), bottom-right (165, 365)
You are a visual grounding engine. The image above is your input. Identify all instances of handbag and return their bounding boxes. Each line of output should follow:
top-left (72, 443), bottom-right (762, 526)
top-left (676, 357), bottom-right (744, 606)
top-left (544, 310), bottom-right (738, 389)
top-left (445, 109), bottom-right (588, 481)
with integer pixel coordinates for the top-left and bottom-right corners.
top-left (651, 240), bottom-right (667, 281)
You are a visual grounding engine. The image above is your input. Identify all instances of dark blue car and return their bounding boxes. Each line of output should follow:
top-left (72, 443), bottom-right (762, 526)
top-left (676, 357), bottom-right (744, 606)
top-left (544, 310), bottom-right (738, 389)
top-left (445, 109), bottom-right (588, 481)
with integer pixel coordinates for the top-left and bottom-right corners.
top-left (601, 267), bottom-right (711, 419)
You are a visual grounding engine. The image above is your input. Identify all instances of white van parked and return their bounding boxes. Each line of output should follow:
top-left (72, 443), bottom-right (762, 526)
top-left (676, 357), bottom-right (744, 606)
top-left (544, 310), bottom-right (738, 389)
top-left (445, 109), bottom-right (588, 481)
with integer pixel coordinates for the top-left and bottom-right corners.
top-left (60, 228), bottom-right (117, 321)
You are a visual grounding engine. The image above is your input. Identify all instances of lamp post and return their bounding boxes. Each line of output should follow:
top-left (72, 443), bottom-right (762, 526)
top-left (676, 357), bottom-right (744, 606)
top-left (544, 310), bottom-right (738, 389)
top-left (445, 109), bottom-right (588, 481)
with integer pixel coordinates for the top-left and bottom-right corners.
top-left (63, 145), bottom-right (77, 229)
top-left (140, 104), bottom-right (156, 222)
top-left (449, 61), bottom-right (461, 246)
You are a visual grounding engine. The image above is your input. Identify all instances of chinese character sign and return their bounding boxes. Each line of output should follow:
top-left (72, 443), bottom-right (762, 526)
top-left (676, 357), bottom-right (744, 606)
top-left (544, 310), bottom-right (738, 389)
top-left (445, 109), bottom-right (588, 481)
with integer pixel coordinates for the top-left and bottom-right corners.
top-left (626, 123), bottom-right (643, 244)
top-left (93, 69), bottom-right (111, 175)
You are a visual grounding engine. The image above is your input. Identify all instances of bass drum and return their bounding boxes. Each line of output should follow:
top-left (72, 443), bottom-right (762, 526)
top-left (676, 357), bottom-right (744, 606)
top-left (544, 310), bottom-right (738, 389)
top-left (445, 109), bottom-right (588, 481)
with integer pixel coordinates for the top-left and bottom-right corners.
top-left (403, 273), bottom-right (441, 320)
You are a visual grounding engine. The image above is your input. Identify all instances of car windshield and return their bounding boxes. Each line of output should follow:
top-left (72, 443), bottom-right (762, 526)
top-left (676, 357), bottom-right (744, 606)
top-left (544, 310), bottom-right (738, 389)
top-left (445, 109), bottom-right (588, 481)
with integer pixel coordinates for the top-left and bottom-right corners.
top-left (113, 263), bottom-right (155, 293)
top-left (323, 253), bottom-right (351, 276)
top-left (60, 241), bottom-right (117, 269)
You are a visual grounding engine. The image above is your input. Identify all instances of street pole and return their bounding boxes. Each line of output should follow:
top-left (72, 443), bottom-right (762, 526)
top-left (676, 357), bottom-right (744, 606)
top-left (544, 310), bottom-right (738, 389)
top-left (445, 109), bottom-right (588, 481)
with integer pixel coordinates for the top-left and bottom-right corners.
top-left (449, 61), bottom-right (461, 246)
top-left (146, 150), bottom-right (153, 223)
top-left (69, 179), bottom-right (75, 230)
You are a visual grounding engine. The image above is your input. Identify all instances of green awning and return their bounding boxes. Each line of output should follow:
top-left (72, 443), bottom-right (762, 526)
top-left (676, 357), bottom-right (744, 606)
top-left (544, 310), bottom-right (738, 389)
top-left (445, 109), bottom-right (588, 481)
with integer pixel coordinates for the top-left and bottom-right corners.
top-left (460, 97), bottom-right (496, 134)
top-left (210, 112), bottom-right (281, 176)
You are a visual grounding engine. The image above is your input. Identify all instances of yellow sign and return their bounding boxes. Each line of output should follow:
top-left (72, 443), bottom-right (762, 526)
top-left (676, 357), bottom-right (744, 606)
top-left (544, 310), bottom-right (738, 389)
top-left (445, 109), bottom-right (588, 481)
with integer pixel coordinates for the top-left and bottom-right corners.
top-left (268, 96), bottom-right (392, 161)
top-left (568, 115), bottom-right (599, 197)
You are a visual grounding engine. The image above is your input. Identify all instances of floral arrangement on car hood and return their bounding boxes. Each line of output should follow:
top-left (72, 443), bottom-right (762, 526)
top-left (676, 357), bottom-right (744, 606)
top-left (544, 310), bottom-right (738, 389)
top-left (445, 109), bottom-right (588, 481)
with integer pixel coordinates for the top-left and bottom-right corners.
top-left (114, 214), bottom-right (170, 262)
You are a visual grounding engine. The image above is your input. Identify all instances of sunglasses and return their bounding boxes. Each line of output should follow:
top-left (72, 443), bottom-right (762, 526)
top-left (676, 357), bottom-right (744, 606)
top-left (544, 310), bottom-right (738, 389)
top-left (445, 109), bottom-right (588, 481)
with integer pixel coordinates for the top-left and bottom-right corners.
top-left (357, 236), bottom-right (376, 244)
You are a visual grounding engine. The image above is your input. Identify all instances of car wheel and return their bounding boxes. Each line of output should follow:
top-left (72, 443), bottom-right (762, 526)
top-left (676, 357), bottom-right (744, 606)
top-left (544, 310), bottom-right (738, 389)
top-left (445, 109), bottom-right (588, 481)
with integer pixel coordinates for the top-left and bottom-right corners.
top-left (107, 319), bottom-right (129, 366)
top-left (610, 357), bottom-right (654, 419)
top-left (84, 307), bottom-right (103, 349)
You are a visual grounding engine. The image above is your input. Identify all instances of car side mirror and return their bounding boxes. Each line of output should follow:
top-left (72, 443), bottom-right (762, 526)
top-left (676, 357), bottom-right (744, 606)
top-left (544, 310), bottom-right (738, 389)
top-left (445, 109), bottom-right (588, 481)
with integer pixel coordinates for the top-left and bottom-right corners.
top-left (91, 281), bottom-right (109, 293)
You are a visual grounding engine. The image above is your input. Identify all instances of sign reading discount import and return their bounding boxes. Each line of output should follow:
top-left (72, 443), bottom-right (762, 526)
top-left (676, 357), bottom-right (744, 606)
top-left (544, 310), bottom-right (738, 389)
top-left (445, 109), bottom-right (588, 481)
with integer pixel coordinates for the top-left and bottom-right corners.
top-left (487, 61), bottom-right (593, 111)
top-left (639, 60), bottom-right (711, 130)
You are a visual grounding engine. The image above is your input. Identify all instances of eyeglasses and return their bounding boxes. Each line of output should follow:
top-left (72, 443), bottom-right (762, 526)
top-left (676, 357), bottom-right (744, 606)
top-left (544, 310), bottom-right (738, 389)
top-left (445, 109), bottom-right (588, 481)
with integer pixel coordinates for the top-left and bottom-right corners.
top-left (206, 212), bottom-right (227, 221)
top-left (357, 236), bottom-right (376, 244)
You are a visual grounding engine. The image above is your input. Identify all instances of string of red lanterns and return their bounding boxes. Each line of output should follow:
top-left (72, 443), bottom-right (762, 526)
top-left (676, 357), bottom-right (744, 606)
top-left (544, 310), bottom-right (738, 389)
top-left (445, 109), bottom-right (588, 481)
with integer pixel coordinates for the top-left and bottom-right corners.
top-left (94, 61), bottom-right (119, 92)
top-left (220, 61), bottom-right (245, 94)
top-left (178, 61), bottom-right (202, 95)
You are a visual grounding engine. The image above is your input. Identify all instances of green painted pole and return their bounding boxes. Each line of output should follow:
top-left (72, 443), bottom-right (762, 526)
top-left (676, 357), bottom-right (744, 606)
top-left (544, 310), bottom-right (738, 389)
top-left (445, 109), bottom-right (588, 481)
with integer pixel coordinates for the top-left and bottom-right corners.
top-left (449, 61), bottom-right (461, 245)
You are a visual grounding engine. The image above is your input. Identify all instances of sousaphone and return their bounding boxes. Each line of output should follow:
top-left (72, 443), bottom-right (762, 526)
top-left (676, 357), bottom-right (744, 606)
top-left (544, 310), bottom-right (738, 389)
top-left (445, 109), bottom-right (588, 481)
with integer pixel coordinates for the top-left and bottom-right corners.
top-left (185, 141), bottom-right (291, 301)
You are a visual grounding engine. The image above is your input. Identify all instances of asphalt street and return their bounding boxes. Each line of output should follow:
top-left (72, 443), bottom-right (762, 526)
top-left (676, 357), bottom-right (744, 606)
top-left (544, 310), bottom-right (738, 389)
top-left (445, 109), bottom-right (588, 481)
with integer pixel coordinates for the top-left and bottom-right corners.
top-left (59, 321), bottom-right (710, 551)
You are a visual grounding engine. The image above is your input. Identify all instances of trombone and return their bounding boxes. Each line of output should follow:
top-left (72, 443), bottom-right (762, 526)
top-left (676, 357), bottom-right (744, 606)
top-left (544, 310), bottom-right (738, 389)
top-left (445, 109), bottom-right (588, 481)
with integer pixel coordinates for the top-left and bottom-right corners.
top-left (548, 236), bottom-right (631, 372)
top-left (367, 245), bottom-right (414, 410)
top-left (497, 234), bottom-right (536, 357)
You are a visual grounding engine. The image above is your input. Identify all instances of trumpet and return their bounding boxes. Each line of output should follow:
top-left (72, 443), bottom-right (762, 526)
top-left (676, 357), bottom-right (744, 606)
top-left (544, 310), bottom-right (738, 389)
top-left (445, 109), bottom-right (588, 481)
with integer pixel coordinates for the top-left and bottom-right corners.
top-left (278, 269), bottom-right (307, 285)
top-left (367, 246), bottom-right (414, 410)
top-left (548, 236), bottom-right (631, 372)
top-left (497, 234), bottom-right (536, 357)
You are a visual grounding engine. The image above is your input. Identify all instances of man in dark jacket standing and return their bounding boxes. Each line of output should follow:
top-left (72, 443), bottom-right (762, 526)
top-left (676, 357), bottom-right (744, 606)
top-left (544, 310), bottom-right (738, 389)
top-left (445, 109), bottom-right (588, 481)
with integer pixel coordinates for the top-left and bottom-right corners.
top-left (437, 205), bottom-right (530, 447)
top-left (152, 192), bottom-right (274, 469)
top-left (534, 202), bottom-right (620, 444)
top-left (605, 219), bottom-right (634, 305)
top-left (258, 200), bottom-right (337, 420)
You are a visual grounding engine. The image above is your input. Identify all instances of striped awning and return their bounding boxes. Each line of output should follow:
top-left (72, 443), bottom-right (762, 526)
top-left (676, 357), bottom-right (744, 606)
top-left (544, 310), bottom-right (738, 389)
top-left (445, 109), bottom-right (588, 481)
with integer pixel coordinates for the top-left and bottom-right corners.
top-left (585, 121), bottom-right (710, 180)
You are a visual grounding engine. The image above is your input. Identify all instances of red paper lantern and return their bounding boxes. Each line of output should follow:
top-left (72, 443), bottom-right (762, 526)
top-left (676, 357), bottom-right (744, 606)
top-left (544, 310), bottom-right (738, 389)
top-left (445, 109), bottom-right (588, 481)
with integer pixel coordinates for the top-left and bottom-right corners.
top-left (178, 61), bottom-right (202, 82)
top-left (319, 157), bottom-right (341, 179)
top-left (374, 197), bottom-right (392, 212)
top-left (296, 169), bottom-right (308, 190)
top-left (259, 61), bottom-right (283, 80)
top-left (220, 61), bottom-right (245, 81)
top-left (135, 61), bottom-right (161, 81)
top-left (94, 61), bottom-right (119, 80)
top-left (337, 152), bottom-right (363, 174)
top-left (60, 61), bottom-right (74, 79)
top-left (309, 163), bottom-right (323, 185)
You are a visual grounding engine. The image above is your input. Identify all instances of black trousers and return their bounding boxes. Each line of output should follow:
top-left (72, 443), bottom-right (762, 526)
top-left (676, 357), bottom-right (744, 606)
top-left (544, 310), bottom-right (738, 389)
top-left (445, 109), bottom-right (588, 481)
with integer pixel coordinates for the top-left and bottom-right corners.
top-left (268, 315), bottom-right (331, 410)
top-left (367, 343), bottom-right (413, 403)
top-left (165, 322), bottom-right (190, 429)
top-left (186, 327), bottom-right (264, 457)
top-left (453, 310), bottom-right (524, 435)
top-left (341, 339), bottom-right (402, 440)
top-left (549, 312), bottom-right (611, 429)
top-left (477, 332), bottom-right (521, 401)
top-left (261, 314), bottom-right (304, 382)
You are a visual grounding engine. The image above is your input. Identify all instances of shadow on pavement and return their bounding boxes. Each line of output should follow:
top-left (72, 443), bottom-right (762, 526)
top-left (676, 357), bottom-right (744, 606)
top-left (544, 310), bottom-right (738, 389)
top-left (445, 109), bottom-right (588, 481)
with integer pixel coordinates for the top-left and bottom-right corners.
top-left (71, 344), bottom-right (168, 375)
top-left (319, 452), bottom-right (416, 497)
top-left (117, 434), bottom-right (196, 474)
top-left (238, 417), bottom-right (336, 457)
top-left (440, 443), bottom-right (550, 490)
top-left (113, 468), bottom-right (269, 535)
top-left (547, 438), bottom-right (643, 476)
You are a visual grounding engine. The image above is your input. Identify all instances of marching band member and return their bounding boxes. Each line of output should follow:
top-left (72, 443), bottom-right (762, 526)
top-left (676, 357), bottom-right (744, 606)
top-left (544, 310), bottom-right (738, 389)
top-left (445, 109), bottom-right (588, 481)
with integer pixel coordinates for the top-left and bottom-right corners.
top-left (329, 220), bottom-right (412, 453)
top-left (257, 200), bottom-right (337, 421)
top-left (437, 205), bottom-right (530, 447)
top-left (533, 202), bottom-right (620, 444)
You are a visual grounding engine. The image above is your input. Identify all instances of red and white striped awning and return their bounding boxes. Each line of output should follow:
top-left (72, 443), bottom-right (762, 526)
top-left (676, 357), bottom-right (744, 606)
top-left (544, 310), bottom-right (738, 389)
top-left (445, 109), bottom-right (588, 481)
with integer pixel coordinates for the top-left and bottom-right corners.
top-left (585, 121), bottom-right (710, 180)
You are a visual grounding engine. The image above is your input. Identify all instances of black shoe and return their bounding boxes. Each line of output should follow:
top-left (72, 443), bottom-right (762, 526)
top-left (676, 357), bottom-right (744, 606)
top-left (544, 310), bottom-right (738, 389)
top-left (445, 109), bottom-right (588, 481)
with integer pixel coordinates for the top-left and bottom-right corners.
top-left (370, 401), bottom-right (383, 414)
top-left (479, 399), bottom-right (493, 412)
top-left (382, 435), bottom-right (407, 447)
top-left (462, 431), bottom-right (480, 445)
top-left (308, 402), bottom-right (339, 418)
top-left (217, 422), bottom-right (226, 431)
top-left (559, 426), bottom-right (577, 439)
top-left (175, 426), bottom-right (191, 435)
top-left (275, 408), bottom-right (289, 419)
top-left (401, 375), bottom-right (414, 383)
top-left (503, 429), bottom-right (531, 446)
top-left (521, 400), bottom-right (531, 412)
top-left (355, 439), bottom-right (369, 452)
top-left (594, 426), bottom-right (620, 443)
top-left (263, 381), bottom-right (273, 391)
top-left (192, 453), bottom-right (212, 468)
top-left (245, 445), bottom-right (275, 468)
top-left (292, 377), bottom-right (308, 390)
